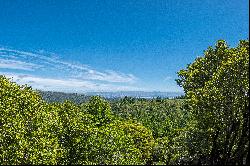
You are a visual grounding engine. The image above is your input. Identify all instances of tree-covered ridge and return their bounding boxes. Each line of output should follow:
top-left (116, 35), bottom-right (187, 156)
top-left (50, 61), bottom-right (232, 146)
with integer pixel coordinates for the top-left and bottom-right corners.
top-left (38, 90), bottom-right (184, 104)
top-left (37, 90), bottom-right (90, 104)
top-left (0, 39), bottom-right (249, 165)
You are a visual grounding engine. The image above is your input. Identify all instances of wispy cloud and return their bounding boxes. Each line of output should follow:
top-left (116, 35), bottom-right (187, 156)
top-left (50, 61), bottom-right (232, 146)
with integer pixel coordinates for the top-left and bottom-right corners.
top-left (0, 59), bottom-right (41, 71)
top-left (0, 47), bottom-right (140, 92)
top-left (0, 47), bottom-right (137, 83)
top-left (1, 72), bottom-right (143, 92)
top-left (78, 70), bottom-right (137, 83)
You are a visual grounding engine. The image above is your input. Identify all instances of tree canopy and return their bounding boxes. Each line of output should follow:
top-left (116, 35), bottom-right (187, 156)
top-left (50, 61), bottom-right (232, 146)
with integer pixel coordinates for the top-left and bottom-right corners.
top-left (176, 39), bottom-right (249, 165)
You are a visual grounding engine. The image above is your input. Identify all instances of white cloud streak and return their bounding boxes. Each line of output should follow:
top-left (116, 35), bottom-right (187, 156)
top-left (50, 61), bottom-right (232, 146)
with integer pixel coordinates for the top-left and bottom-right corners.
top-left (0, 47), bottom-right (141, 92)
top-left (0, 59), bottom-right (41, 71)
top-left (0, 47), bottom-right (137, 83)
top-left (1, 72), bottom-right (143, 92)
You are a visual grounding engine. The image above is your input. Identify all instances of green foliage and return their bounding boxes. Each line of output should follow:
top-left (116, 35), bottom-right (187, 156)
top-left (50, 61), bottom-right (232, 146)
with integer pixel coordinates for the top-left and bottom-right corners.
top-left (176, 39), bottom-right (249, 165)
top-left (0, 76), bottom-right (63, 164)
top-left (83, 120), bottom-right (154, 165)
top-left (48, 101), bottom-right (94, 164)
top-left (84, 96), bottom-right (113, 126)
top-left (111, 98), bottom-right (190, 164)
top-left (116, 120), bottom-right (155, 163)
top-left (111, 98), bottom-right (189, 138)
top-left (0, 77), bottom-right (156, 164)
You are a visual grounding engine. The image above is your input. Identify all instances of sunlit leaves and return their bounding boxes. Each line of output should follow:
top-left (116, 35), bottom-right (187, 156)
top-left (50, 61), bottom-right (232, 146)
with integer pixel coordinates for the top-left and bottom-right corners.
top-left (176, 39), bottom-right (249, 164)
top-left (0, 76), bottom-right (63, 164)
top-left (0, 77), bottom-right (156, 164)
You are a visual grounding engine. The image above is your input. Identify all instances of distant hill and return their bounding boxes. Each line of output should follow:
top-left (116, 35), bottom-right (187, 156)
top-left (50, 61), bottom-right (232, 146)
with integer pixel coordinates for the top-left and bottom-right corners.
top-left (85, 91), bottom-right (184, 99)
top-left (37, 91), bottom-right (90, 104)
top-left (37, 90), bottom-right (184, 104)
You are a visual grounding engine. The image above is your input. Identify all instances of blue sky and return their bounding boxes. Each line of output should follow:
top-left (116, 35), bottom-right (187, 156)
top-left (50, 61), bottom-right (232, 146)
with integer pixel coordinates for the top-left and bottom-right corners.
top-left (0, 0), bottom-right (249, 92)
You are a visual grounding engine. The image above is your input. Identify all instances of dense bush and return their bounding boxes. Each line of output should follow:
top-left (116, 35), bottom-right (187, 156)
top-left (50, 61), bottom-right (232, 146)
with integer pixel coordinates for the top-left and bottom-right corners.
top-left (0, 76), bottom-right (63, 164)
top-left (110, 98), bottom-right (190, 164)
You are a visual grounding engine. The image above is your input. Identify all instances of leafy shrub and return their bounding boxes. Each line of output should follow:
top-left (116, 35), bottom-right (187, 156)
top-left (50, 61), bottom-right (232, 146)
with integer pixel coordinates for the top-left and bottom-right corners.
top-left (0, 76), bottom-right (63, 164)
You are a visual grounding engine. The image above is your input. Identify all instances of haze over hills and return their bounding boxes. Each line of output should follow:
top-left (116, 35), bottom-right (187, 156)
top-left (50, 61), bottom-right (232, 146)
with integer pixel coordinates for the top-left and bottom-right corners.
top-left (38, 90), bottom-right (184, 104)
top-left (84, 91), bottom-right (184, 99)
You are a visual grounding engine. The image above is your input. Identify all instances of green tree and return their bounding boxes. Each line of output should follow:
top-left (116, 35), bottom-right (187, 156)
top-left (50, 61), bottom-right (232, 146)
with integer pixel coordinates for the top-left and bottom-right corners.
top-left (54, 96), bottom-right (155, 165)
top-left (0, 76), bottom-right (63, 164)
top-left (84, 96), bottom-right (113, 126)
top-left (50, 101), bottom-right (95, 164)
top-left (85, 120), bottom-right (155, 165)
top-left (176, 40), bottom-right (249, 165)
